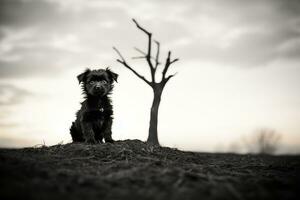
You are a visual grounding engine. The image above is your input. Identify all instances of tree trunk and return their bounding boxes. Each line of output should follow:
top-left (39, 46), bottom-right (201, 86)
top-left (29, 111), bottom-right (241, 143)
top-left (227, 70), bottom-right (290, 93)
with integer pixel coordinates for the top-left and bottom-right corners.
top-left (147, 85), bottom-right (163, 145)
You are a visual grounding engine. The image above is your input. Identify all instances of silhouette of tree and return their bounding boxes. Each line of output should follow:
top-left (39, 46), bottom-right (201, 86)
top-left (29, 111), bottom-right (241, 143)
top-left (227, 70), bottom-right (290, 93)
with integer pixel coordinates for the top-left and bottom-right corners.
top-left (113, 19), bottom-right (179, 146)
top-left (244, 128), bottom-right (281, 154)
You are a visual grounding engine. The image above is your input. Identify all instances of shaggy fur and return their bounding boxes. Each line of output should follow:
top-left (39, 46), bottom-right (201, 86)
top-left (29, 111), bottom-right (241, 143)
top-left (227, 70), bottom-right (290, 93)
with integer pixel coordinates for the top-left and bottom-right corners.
top-left (70, 68), bottom-right (118, 144)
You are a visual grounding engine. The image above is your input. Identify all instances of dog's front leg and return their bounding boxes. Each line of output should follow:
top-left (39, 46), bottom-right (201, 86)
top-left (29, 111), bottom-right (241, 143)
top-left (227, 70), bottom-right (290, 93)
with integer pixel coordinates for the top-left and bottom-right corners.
top-left (81, 122), bottom-right (97, 144)
top-left (103, 118), bottom-right (114, 143)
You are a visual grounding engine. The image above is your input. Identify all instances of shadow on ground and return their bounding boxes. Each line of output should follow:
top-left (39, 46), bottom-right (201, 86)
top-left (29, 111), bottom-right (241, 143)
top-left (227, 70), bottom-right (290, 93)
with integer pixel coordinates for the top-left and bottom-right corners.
top-left (0, 140), bottom-right (299, 200)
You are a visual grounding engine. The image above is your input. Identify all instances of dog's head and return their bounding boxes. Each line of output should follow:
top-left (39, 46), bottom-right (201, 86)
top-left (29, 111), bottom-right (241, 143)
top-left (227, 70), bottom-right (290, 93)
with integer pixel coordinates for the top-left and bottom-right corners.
top-left (77, 68), bottom-right (118, 97)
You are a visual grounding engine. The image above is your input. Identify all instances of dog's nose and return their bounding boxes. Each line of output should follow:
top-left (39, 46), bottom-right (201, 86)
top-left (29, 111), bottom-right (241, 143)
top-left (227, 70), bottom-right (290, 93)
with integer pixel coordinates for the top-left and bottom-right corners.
top-left (95, 86), bottom-right (101, 90)
top-left (95, 83), bottom-right (102, 90)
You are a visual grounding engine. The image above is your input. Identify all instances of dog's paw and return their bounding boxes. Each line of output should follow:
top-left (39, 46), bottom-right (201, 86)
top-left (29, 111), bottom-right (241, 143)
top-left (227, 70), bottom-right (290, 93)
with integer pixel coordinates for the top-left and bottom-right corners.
top-left (97, 140), bottom-right (104, 144)
top-left (105, 138), bottom-right (115, 143)
top-left (85, 138), bottom-right (97, 144)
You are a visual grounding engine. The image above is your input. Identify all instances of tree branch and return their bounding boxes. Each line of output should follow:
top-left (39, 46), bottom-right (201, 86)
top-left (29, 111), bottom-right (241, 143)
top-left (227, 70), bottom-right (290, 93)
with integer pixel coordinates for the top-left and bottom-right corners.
top-left (162, 51), bottom-right (179, 81)
top-left (134, 47), bottom-right (147, 56)
top-left (132, 56), bottom-right (147, 60)
top-left (154, 40), bottom-right (160, 69)
top-left (132, 19), bottom-right (151, 36)
top-left (114, 20), bottom-right (179, 87)
top-left (164, 72), bottom-right (178, 84)
top-left (113, 47), bottom-right (151, 86)
top-left (113, 46), bottom-right (126, 62)
top-left (162, 51), bottom-right (171, 79)
top-left (170, 58), bottom-right (179, 65)
top-left (134, 47), bottom-right (156, 61)
top-left (132, 19), bottom-right (152, 60)
top-left (132, 18), bottom-right (155, 82)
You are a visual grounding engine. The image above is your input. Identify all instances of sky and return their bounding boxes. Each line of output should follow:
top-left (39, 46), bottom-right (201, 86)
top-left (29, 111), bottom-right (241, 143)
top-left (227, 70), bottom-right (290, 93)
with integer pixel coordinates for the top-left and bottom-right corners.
top-left (0, 0), bottom-right (300, 154)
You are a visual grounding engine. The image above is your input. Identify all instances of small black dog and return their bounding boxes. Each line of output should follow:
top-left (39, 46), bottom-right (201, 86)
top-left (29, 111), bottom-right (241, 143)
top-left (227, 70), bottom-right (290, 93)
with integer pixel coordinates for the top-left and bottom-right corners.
top-left (70, 68), bottom-right (118, 144)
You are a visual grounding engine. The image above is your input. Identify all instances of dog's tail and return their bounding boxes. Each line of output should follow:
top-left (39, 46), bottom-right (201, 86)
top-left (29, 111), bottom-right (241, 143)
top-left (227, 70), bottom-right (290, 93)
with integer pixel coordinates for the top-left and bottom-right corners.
top-left (70, 122), bottom-right (83, 142)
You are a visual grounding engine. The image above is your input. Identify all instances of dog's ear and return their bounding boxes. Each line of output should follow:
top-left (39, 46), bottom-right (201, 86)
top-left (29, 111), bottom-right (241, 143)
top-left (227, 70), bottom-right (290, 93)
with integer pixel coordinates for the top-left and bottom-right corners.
top-left (77, 68), bottom-right (91, 84)
top-left (106, 67), bottom-right (118, 83)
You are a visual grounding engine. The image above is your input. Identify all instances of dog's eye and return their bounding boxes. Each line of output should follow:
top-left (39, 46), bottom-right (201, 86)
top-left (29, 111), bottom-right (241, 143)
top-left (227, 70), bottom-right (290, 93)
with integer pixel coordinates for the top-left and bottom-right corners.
top-left (102, 80), bottom-right (107, 84)
top-left (89, 81), bottom-right (95, 85)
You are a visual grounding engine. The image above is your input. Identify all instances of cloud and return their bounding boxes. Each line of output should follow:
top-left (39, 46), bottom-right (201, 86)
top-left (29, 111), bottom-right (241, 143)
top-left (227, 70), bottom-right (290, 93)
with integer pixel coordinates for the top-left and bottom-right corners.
top-left (169, 0), bottom-right (300, 67)
top-left (0, 0), bottom-right (130, 78)
top-left (0, 84), bottom-right (32, 106)
top-left (0, 0), bottom-right (300, 81)
top-left (0, 0), bottom-right (61, 28)
top-left (0, 26), bottom-right (91, 78)
top-left (0, 84), bottom-right (34, 131)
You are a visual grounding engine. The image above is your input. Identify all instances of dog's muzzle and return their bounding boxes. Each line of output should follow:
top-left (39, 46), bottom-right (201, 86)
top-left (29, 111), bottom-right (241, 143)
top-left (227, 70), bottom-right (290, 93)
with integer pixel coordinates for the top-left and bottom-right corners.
top-left (95, 82), bottom-right (102, 89)
top-left (95, 85), bottom-right (102, 90)
top-left (94, 83), bottom-right (105, 92)
top-left (93, 84), bottom-right (108, 96)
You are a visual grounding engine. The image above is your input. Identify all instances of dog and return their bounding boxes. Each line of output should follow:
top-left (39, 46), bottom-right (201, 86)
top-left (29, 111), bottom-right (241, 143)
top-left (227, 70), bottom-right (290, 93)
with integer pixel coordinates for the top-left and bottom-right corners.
top-left (70, 68), bottom-right (118, 144)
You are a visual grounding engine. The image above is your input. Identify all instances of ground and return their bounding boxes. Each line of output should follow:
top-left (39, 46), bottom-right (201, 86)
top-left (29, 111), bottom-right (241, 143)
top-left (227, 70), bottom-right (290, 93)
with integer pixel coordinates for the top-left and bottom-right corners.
top-left (0, 140), bottom-right (299, 200)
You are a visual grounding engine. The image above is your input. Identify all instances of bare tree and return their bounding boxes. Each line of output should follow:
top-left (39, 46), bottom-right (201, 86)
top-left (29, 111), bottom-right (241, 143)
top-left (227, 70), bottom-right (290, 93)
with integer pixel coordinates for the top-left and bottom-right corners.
top-left (244, 128), bottom-right (281, 154)
top-left (113, 19), bottom-right (179, 146)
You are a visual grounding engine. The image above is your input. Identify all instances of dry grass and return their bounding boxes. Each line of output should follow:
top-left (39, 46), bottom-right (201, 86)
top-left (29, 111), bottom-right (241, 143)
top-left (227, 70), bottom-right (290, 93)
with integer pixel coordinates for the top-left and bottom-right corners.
top-left (0, 140), bottom-right (299, 200)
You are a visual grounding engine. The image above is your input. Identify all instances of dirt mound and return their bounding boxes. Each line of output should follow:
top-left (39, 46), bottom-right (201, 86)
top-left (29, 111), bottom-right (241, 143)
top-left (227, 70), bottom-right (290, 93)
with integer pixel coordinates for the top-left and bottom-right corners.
top-left (0, 140), bottom-right (299, 200)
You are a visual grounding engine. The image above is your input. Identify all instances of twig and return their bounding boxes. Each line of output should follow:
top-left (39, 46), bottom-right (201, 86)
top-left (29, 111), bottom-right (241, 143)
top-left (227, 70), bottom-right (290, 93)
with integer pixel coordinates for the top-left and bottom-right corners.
top-left (113, 46), bottom-right (126, 62)
top-left (132, 56), bottom-right (147, 59)
top-left (165, 72), bottom-right (178, 83)
top-left (113, 46), bottom-right (151, 86)
top-left (134, 47), bottom-right (147, 56)
top-left (154, 40), bottom-right (161, 69)
top-left (162, 51), bottom-right (179, 82)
